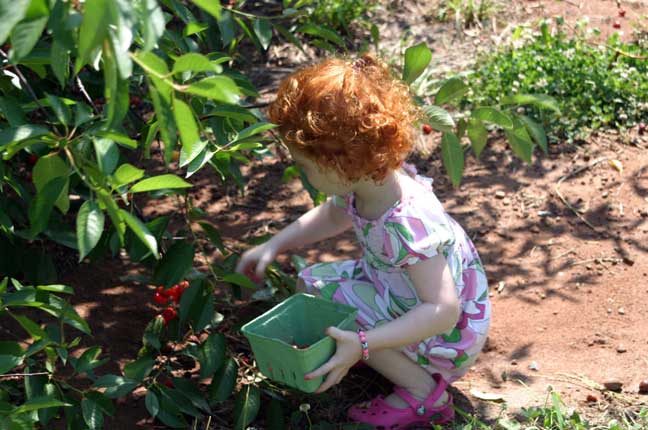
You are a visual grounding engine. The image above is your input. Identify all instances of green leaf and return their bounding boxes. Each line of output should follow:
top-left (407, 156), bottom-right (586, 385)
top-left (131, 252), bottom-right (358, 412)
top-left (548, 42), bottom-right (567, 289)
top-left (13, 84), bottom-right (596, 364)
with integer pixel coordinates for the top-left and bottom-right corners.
top-left (93, 138), bottom-right (119, 175)
top-left (29, 177), bottom-right (67, 237)
top-left (217, 10), bottom-right (235, 46)
top-left (51, 39), bottom-right (70, 87)
top-left (144, 390), bottom-right (159, 418)
top-left (504, 117), bottom-right (534, 163)
top-left (94, 375), bottom-right (138, 399)
top-left (74, 102), bottom-right (93, 127)
top-left (435, 77), bottom-right (468, 106)
top-left (519, 115), bottom-right (548, 155)
top-left (296, 23), bottom-right (345, 48)
top-left (184, 76), bottom-right (240, 104)
top-left (119, 209), bottom-right (159, 259)
top-left (422, 105), bottom-right (454, 133)
top-left (123, 355), bottom-right (154, 382)
top-left (232, 122), bottom-right (277, 143)
top-left (173, 97), bottom-right (205, 167)
top-left (222, 273), bottom-right (257, 290)
top-left (196, 333), bottom-right (225, 378)
top-left (74, 346), bottom-right (105, 376)
top-left (138, 0), bottom-right (165, 51)
top-left (45, 94), bottom-right (71, 127)
top-left (266, 398), bottom-right (285, 430)
top-left (112, 163), bottom-right (145, 187)
top-left (82, 398), bottom-right (103, 429)
top-left (36, 284), bottom-right (73, 294)
top-left (10, 17), bottom-right (48, 62)
top-left (11, 314), bottom-right (47, 339)
top-left (500, 94), bottom-right (560, 113)
top-left (152, 241), bottom-right (194, 287)
top-left (0, 341), bottom-right (24, 374)
top-left (130, 174), bottom-right (192, 193)
top-left (97, 189), bottom-right (125, 241)
top-left (186, 148), bottom-right (214, 178)
top-left (0, 124), bottom-right (49, 147)
top-left (178, 282), bottom-right (214, 332)
top-left (467, 119), bottom-right (488, 158)
top-left (76, 0), bottom-right (109, 72)
top-left (198, 222), bottom-right (224, 252)
top-left (208, 358), bottom-right (237, 403)
top-left (252, 19), bottom-right (272, 50)
top-left (170, 378), bottom-right (211, 413)
top-left (191, 0), bottom-right (221, 19)
top-left (143, 316), bottom-right (164, 349)
top-left (471, 107), bottom-right (514, 129)
top-left (76, 201), bottom-right (105, 262)
top-left (95, 131), bottom-right (137, 149)
top-left (403, 42), bottom-right (432, 84)
top-left (172, 53), bottom-right (219, 74)
top-left (32, 153), bottom-right (69, 214)
top-left (0, 0), bottom-right (30, 45)
top-left (12, 395), bottom-right (70, 415)
top-left (0, 96), bottom-right (26, 126)
top-left (233, 385), bottom-right (260, 430)
top-left (441, 132), bottom-right (464, 188)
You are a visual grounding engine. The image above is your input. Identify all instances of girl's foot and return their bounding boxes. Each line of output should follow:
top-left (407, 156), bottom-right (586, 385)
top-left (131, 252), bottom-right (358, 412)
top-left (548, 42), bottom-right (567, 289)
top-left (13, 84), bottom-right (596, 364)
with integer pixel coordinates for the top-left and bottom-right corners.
top-left (347, 373), bottom-right (455, 429)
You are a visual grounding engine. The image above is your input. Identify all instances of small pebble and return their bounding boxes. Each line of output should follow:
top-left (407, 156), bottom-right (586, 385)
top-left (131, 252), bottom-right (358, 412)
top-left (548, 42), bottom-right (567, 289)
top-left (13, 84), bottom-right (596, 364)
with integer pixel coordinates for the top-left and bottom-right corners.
top-left (502, 198), bottom-right (511, 206)
top-left (495, 191), bottom-right (506, 199)
top-left (531, 225), bottom-right (540, 233)
top-left (553, 310), bottom-right (558, 315)
top-left (616, 344), bottom-right (627, 353)
top-left (528, 361), bottom-right (539, 371)
top-left (511, 360), bottom-right (518, 365)
top-left (586, 394), bottom-right (598, 402)
top-left (618, 307), bottom-right (625, 315)
top-left (607, 308), bottom-right (612, 314)
top-left (539, 292), bottom-right (546, 299)
top-left (603, 379), bottom-right (623, 392)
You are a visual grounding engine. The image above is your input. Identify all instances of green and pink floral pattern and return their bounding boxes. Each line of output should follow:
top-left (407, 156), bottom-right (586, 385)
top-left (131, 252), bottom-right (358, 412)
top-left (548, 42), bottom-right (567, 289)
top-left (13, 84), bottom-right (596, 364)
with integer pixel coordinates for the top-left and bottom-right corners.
top-left (299, 166), bottom-right (491, 383)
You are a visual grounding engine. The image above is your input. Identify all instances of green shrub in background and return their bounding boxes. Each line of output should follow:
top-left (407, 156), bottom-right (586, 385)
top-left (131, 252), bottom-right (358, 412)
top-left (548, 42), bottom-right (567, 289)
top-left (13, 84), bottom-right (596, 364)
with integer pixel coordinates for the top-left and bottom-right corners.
top-left (467, 19), bottom-right (648, 143)
top-left (293, 0), bottom-right (378, 34)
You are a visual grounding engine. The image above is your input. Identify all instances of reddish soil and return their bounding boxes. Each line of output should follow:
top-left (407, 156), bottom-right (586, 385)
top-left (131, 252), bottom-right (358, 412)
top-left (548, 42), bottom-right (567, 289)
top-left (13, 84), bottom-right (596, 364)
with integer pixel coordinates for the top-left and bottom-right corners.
top-left (47, 0), bottom-right (648, 428)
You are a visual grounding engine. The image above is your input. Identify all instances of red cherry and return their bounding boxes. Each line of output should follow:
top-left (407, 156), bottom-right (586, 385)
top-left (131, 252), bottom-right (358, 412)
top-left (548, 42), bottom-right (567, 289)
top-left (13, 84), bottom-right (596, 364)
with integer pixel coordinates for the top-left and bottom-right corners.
top-left (618, 9), bottom-right (626, 17)
top-left (1, 44), bottom-right (10, 51)
top-left (153, 292), bottom-right (167, 305)
top-left (162, 307), bottom-right (177, 324)
top-left (179, 280), bottom-right (189, 289)
top-left (639, 123), bottom-right (646, 134)
top-left (422, 124), bottom-right (433, 135)
top-left (586, 394), bottom-right (598, 402)
top-left (613, 21), bottom-right (621, 29)
top-left (27, 154), bottom-right (38, 165)
top-left (164, 380), bottom-right (174, 388)
top-left (129, 96), bottom-right (142, 106)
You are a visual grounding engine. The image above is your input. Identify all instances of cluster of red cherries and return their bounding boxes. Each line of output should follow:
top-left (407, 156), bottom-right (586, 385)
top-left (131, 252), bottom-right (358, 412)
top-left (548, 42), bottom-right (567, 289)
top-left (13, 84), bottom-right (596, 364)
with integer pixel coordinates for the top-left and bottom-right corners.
top-left (153, 280), bottom-right (189, 324)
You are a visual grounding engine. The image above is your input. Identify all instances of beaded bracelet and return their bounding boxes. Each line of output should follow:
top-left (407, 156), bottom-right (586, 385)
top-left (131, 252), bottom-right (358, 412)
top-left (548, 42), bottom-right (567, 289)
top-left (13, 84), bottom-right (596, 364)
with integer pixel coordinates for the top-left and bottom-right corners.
top-left (357, 329), bottom-right (369, 361)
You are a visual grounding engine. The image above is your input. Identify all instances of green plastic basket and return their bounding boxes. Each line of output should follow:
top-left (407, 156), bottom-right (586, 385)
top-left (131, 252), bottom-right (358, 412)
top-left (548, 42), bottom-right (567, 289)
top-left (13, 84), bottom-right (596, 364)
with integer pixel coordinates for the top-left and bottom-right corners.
top-left (240, 293), bottom-right (358, 393)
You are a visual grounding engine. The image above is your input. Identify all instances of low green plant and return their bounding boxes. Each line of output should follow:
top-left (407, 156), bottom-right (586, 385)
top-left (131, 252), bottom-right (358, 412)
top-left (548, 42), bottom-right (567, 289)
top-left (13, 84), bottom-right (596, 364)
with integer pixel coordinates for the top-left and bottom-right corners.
top-left (467, 19), bottom-right (648, 143)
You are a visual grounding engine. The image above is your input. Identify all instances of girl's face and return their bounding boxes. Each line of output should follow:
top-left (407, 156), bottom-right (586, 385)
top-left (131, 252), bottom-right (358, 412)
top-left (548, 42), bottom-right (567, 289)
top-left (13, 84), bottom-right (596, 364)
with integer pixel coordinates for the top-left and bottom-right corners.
top-left (287, 145), bottom-right (354, 195)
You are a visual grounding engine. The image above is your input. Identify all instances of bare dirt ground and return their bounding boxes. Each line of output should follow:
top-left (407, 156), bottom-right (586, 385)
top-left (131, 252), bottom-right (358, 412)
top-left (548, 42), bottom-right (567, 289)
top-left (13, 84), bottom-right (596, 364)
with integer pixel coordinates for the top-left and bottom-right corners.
top-left (55, 0), bottom-right (648, 427)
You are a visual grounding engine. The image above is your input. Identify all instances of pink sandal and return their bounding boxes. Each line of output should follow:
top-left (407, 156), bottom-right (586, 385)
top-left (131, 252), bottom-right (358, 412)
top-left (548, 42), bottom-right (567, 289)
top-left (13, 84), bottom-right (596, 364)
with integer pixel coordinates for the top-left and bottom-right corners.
top-left (347, 373), bottom-right (454, 429)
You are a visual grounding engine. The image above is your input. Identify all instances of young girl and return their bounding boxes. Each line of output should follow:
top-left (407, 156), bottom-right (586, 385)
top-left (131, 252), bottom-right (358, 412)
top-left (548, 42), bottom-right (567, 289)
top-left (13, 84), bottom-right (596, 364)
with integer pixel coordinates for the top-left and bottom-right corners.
top-left (236, 54), bottom-right (491, 429)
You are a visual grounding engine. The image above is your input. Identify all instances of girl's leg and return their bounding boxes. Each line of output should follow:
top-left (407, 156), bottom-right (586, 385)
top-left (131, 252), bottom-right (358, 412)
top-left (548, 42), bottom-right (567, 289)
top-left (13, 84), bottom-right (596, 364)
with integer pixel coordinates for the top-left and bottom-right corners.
top-left (363, 348), bottom-right (449, 408)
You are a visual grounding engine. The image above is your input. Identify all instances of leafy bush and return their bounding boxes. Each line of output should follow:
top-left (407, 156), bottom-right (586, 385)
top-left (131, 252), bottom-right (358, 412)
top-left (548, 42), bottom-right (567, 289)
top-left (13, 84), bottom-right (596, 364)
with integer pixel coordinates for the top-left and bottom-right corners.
top-left (292, 0), bottom-right (378, 34)
top-left (467, 19), bottom-right (648, 142)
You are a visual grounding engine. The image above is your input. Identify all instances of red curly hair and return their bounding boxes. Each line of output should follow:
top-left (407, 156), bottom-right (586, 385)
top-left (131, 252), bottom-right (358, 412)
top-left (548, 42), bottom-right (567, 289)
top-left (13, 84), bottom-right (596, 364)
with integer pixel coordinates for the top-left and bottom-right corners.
top-left (268, 53), bottom-right (423, 182)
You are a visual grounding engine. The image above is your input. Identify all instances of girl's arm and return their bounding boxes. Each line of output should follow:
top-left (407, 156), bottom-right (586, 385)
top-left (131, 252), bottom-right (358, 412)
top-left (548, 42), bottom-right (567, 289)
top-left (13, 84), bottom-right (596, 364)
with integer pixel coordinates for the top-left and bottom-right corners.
top-left (267, 196), bottom-right (353, 253)
top-left (236, 197), bottom-right (352, 279)
top-left (364, 253), bottom-right (461, 351)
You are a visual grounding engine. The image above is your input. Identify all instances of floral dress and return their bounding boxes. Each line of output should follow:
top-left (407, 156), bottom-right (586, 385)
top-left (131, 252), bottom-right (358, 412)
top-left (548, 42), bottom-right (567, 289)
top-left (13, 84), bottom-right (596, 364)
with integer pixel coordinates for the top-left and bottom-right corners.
top-left (298, 165), bottom-right (491, 383)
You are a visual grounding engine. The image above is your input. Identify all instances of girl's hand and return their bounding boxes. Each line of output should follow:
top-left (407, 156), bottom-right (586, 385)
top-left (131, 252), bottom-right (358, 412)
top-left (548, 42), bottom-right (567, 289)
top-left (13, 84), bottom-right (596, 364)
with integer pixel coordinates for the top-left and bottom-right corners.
top-left (304, 327), bottom-right (362, 393)
top-left (235, 241), bottom-right (279, 282)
